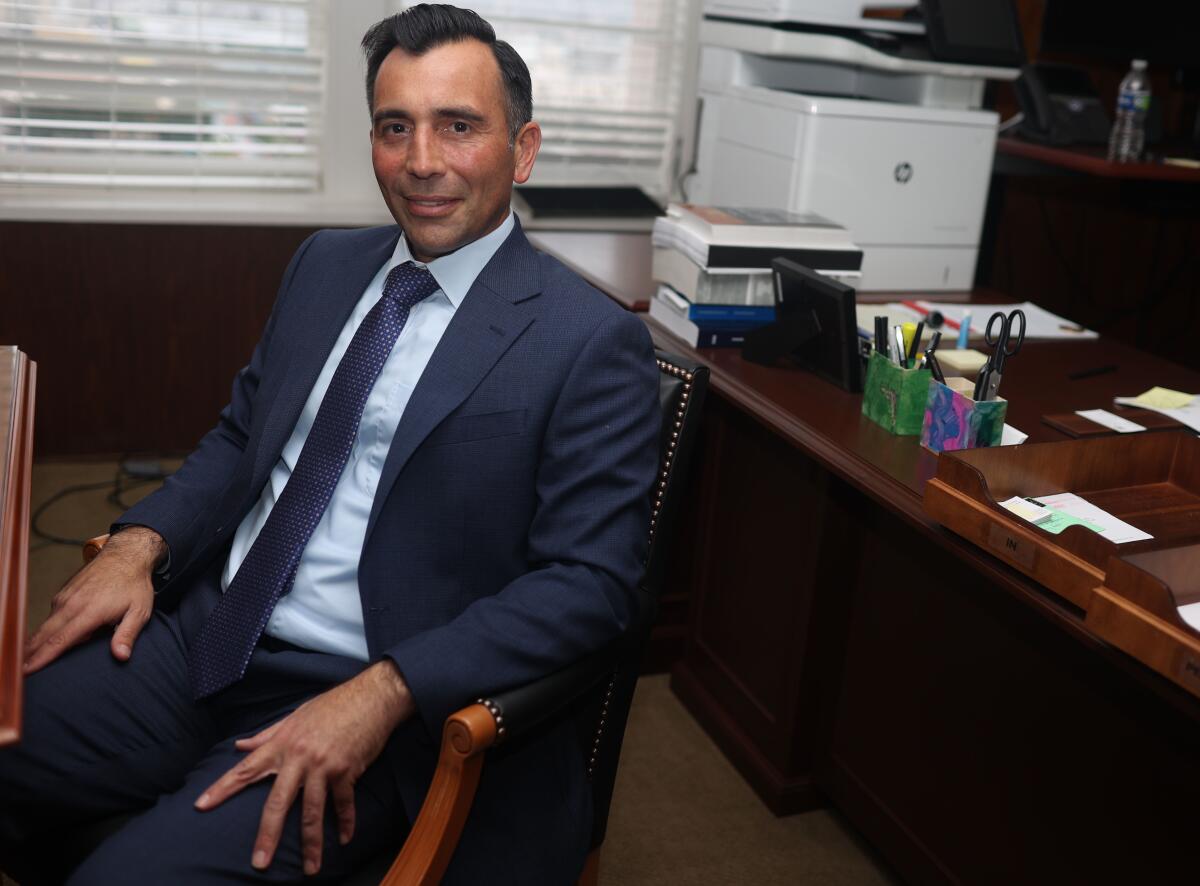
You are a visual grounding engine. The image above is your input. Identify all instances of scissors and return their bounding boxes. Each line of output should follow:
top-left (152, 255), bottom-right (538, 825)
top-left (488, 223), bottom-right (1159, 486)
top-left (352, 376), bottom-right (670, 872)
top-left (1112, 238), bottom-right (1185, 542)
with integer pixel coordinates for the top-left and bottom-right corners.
top-left (973, 308), bottom-right (1025, 401)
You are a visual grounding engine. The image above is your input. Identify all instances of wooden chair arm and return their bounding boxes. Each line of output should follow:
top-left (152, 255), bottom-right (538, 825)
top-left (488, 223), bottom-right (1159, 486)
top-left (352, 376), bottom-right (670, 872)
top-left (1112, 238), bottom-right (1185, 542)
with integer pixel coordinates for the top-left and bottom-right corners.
top-left (83, 533), bottom-right (110, 563)
top-left (380, 703), bottom-right (499, 886)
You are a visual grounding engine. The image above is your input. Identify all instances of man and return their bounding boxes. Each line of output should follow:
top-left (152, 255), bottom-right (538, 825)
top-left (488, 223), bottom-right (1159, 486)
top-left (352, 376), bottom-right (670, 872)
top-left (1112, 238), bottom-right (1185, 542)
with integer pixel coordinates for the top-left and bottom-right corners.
top-left (0, 5), bottom-right (659, 883)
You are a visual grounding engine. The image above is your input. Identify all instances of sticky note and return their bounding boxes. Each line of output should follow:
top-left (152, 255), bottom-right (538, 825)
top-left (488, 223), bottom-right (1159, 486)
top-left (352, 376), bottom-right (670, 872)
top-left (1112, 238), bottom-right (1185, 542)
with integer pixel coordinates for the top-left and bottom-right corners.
top-left (999, 496), bottom-right (1052, 524)
top-left (1132, 387), bottom-right (1195, 410)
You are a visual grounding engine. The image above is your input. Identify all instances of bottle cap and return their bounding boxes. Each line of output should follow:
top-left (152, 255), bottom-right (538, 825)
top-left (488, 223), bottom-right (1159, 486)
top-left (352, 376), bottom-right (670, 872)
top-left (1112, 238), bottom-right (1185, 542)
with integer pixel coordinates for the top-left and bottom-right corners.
top-left (1132, 59), bottom-right (1147, 69)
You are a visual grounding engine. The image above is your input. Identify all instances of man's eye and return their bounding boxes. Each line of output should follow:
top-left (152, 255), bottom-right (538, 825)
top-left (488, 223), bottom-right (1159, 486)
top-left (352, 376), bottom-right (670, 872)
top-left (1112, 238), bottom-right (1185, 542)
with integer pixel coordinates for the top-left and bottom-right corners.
top-left (449, 121), bottom-right (471, 134)
top-left (386, 123), bottom-right (409, 136)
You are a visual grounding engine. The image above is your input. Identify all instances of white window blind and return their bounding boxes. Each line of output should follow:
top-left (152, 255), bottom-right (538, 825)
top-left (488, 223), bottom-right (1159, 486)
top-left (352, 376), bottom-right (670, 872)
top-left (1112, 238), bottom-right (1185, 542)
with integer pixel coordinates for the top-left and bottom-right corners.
top-left (0, 0), bottom-right (327, 191)
top-left (396, 0), bottom-right (691, 195)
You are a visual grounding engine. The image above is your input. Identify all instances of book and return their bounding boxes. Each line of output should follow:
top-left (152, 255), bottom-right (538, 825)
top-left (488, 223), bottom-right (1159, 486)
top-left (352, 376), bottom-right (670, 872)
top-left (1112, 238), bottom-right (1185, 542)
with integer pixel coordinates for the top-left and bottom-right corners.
top-left (672, 204), bottom-right (848, 246)
top-left (653, 284), bottom-right (775, 328)
top-left (652, 203), bottom-right (863, 271)
top-left (648, 286), bottom-right (763, 348)
top-left (511, 185), bottom-right (662, 232)
top-left (652, 246), bottom-right (775, 306)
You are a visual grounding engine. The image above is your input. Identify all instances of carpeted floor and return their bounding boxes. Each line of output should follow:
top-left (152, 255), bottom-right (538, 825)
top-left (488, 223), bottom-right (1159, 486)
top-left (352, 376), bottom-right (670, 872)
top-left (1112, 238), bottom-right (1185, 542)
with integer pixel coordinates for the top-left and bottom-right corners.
top-left (12, 460), bottom-right (900, 886)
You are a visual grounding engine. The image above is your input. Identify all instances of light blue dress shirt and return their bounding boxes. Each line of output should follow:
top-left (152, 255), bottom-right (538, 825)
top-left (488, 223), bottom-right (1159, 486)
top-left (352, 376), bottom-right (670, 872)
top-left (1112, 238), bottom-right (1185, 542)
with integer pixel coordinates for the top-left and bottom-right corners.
top-left (222, 213), bottom-right (516, 660)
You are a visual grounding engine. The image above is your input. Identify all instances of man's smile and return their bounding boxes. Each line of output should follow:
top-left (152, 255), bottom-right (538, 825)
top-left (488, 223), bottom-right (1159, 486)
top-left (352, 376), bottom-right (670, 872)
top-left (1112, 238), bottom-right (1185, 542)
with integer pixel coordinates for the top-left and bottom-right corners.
top-left (404, 196), bottom-right (462, 217)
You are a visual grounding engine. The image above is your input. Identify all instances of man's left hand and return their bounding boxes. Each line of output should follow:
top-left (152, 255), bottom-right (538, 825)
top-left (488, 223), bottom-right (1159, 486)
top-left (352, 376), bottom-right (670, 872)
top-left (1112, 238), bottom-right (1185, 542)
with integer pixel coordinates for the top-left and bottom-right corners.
top-left (195, 659), bottom-right (415, 875)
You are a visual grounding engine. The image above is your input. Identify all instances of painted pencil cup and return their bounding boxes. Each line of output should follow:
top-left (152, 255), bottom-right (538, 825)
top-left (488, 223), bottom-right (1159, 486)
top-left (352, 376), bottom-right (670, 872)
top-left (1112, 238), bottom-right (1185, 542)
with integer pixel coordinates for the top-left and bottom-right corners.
top-left (862, 350), bottom-right (933, 436)
top-left (920, 377), bottom-right (1007, 453)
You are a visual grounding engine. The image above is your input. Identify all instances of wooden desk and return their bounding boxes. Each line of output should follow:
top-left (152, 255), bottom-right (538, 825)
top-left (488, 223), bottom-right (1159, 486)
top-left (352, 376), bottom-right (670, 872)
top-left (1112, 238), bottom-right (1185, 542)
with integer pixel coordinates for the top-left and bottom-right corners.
top-left (996, 137), bottom-right (1200, 182)
top-left (0, 346), bottom-right (35, 747)
top-left (537, 231), bottom-right (1200, 885)
top-left (528, 230), bottom-right (654, 312)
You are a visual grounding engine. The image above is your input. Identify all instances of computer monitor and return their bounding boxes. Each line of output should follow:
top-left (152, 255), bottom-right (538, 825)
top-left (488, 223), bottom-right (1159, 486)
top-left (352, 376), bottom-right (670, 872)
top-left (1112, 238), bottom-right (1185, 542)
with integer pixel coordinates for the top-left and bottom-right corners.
top-left (741, 259), bottom-right (863, 392)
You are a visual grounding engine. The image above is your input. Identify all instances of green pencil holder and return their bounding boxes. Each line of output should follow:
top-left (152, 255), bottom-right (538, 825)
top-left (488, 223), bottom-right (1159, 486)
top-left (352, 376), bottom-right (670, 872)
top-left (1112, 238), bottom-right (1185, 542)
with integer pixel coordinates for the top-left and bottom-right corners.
top-left (861, 350), bottom-right (932, 436)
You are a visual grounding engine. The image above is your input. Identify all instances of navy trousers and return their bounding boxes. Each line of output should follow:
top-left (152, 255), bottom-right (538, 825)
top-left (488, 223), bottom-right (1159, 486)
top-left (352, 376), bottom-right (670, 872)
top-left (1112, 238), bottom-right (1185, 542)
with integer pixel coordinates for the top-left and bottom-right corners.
top-left (0, 603), bottom-right (411, 884)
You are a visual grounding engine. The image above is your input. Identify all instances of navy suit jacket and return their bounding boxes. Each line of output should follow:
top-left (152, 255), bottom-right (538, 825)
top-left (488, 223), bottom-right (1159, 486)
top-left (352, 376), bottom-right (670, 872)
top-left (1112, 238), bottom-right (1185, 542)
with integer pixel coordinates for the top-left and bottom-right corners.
top-left (119, 218), bottom-right (660, 881)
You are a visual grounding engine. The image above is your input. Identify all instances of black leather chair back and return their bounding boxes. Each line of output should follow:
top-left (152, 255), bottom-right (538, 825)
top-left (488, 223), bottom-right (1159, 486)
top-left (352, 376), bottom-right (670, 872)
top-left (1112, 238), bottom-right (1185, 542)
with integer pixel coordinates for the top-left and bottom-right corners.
top-left (578, 348), bottom-right (709, 851)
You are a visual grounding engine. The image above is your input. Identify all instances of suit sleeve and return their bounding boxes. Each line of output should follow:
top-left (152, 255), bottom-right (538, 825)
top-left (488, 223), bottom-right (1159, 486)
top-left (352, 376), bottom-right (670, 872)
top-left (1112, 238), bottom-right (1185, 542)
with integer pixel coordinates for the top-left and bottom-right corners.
top-left (115, 232), bottom-right (318, 569)
top-left (384, 308), bottom-right (660, 737)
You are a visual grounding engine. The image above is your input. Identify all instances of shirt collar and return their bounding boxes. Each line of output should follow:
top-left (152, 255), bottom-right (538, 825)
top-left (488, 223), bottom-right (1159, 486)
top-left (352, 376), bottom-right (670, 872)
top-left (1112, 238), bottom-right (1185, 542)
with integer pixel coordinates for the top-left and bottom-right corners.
top-left (388, 211), bottom-right (515, 309)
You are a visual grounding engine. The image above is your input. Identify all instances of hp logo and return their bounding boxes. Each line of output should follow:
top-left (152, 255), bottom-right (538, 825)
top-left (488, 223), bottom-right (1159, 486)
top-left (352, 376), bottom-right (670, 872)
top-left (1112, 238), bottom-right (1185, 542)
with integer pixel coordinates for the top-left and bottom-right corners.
top-left (894, 162), bottom-right (913, 184)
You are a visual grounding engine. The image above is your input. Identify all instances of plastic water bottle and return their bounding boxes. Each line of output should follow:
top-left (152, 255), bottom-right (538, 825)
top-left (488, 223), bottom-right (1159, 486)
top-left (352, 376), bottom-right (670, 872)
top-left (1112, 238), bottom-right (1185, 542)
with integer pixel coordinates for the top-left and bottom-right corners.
top-left (1107, 59), bottom-right (1151, 163)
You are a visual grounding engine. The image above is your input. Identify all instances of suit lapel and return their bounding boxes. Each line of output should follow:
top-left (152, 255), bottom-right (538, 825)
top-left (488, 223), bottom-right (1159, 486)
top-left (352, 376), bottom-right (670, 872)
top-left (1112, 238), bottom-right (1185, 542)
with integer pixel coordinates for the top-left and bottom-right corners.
top-left (364, 220), bottom-right (542, 541)
top-left (252, 228), bottom-right (400, 485)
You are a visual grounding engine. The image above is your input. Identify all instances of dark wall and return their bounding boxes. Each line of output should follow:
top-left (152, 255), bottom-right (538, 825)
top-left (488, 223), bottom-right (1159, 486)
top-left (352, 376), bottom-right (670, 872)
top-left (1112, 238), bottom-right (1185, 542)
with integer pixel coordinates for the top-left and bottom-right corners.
top-left (984, 177), bottom-right (1200, 371)
top-left (1, 222), bottom-right (319, 456)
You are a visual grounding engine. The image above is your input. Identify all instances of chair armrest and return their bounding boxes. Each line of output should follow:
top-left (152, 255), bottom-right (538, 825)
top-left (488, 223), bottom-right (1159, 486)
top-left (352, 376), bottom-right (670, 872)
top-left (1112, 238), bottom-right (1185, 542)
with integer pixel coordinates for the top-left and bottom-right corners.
top-left (480, 640), bottom-right (624, 746)
top-left (83, 534), bottom-right (110, 563)
top-left (381, 610), bottom-right (645, 885)
top-left (379, 703), bottom-right (497, 886)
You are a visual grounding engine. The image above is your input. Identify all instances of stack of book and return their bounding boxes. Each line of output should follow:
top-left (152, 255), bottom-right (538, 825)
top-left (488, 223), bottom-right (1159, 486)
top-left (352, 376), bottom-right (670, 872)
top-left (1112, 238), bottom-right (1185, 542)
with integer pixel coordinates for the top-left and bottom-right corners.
top-left (648, 203), bottom-right (863, 348)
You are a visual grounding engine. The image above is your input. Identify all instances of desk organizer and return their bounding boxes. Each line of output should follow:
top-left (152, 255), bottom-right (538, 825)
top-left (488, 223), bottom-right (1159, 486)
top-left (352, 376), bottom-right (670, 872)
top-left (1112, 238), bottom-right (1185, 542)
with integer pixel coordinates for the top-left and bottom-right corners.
top-left (1087, 546), bottom-right (1200, 700)
top-left (920, 377), bottom-right (1006, 453)
top-left (923, 432), bottom-right (1200, 610)
top-left (861, 351), bottom-right (931, 435)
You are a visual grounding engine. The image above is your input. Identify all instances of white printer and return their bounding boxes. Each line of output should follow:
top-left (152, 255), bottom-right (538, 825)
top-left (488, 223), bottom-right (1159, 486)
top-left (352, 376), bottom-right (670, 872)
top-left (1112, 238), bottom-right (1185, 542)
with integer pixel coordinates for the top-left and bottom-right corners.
top-left (690, 0), bottom-right (1019, 290)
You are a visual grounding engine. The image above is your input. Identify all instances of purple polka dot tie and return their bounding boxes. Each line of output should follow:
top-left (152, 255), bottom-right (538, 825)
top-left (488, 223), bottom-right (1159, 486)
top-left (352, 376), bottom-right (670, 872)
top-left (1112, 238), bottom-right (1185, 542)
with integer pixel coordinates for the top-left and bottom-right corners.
top-left (188, 262), bottom-right (440, 699)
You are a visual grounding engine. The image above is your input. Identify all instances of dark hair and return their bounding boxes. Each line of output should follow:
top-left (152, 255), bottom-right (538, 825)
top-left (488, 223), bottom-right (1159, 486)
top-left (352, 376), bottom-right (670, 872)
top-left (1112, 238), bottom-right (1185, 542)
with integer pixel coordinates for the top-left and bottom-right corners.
top-left (361, 4), bottom-right (532, 144)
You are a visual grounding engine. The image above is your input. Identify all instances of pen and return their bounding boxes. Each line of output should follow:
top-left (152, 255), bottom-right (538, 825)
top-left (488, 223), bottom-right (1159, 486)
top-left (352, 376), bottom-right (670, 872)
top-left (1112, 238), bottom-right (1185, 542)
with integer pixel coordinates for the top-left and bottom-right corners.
top-left (875, 316), bottom-right (887, 355)
top-left (893, 326), bottom-right (907, 368)
top-left (1067, 364), bottom-right (1117, 380)
top-left (956, 311), bottom-right (971, 349)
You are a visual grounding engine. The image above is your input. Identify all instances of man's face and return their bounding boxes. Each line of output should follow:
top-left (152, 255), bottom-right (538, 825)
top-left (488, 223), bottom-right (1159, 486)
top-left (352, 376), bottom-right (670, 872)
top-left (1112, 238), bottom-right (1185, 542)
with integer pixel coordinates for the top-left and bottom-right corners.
top-left (370, 40), bottom-right (540, 263)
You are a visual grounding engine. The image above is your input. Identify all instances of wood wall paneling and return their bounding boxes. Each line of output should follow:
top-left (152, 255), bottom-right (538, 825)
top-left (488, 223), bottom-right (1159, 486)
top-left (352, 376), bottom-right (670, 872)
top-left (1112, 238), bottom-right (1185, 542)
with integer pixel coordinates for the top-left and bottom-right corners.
top-left (0, 222), bottom-right (319, 456)
top-left (986, 178), bottom-right (1200, 370)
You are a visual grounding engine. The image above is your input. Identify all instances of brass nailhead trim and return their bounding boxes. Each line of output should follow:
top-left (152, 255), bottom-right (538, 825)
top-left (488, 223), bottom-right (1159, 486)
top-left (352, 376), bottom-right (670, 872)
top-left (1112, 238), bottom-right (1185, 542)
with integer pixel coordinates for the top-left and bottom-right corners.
top-left (476, 698), bottom-right (506, 742)
top-left (586, 674), bottom-right (619, 778)
top-left (649, 358), bottom-right (693, 548)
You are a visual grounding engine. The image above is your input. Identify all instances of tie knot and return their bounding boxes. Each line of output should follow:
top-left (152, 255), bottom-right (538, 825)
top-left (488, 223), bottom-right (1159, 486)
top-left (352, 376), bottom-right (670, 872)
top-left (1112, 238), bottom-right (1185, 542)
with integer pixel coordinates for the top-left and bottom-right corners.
top-left (383, 262), bottom-right (440, 309)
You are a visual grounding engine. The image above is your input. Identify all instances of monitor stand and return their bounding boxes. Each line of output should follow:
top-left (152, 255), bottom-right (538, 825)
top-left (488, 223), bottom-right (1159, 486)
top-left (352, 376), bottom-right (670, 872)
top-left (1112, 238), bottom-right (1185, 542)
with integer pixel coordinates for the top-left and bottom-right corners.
top-left (741, 308), bottom-right (821, 366)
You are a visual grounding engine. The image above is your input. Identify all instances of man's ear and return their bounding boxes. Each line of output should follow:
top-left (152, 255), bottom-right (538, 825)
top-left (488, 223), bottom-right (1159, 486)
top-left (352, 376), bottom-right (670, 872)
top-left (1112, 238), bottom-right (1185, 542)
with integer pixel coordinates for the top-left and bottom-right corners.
top-left (512, 121), bottom-right (542, 184)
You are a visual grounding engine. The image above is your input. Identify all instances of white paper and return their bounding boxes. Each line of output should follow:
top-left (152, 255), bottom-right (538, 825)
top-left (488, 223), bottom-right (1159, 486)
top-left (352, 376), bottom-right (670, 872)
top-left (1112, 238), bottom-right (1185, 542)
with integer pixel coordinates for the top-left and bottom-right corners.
top-left (1114, 396), bottom-right (1200, 434)
top-left (1179, 601), bottom-right (1200, 632)
top-left (1001, 424), bottom-right (1028, 446)
top-left (1033, 492), bottom-right (1153, 544)
top-left (911, 301), bottom-right (1098, 340)
top-left (1075, 409), bottom-right (1147, 434)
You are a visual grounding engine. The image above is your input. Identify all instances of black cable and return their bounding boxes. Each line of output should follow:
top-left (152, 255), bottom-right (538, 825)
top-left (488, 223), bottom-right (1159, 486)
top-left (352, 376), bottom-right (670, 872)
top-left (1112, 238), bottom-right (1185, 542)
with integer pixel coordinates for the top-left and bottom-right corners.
top-left (31, 477), bottom-right (126, 546)
top-left (31, 458), bottom-right (168, 548)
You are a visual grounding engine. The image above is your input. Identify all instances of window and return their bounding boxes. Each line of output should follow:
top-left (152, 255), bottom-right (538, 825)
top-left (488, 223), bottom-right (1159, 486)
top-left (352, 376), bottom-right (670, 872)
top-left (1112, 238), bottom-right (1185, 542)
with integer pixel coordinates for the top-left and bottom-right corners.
top-left (396, 0), bottom-right (692, 196)
top-left (0, 0), bottom-right (327, 192)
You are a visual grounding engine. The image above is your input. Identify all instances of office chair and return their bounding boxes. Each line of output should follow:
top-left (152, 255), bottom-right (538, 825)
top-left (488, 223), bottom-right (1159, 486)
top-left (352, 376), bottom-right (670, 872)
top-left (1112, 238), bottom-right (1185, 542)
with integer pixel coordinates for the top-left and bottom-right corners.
top-left (80, 348), bottom-right (709, 885)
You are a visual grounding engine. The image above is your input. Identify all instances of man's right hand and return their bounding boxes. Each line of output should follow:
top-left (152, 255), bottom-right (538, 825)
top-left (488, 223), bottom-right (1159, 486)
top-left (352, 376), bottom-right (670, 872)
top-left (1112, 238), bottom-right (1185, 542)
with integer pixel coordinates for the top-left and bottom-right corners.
top-left (24, 526), bottom-right (167, 674)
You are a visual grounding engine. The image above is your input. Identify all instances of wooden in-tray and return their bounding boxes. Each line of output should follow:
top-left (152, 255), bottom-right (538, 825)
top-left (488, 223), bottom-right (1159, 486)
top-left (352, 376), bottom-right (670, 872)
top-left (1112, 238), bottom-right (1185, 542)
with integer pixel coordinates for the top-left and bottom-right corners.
top-left (923, 432), bottom-right (1200, 609)
top-left (1087, 546), bottom-right (1200, 700)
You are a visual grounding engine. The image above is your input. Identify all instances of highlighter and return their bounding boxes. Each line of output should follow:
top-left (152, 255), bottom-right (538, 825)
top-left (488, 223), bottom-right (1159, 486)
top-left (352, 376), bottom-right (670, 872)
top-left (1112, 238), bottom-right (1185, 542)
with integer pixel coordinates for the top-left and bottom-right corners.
top-left (956, 311), bottom-right (972, 349)
top-left (901, 322), bottom-right (916, 363)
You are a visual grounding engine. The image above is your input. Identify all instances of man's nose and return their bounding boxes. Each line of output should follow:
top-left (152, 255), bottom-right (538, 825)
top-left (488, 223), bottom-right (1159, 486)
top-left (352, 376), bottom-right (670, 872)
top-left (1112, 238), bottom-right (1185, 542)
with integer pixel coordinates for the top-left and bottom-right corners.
top-left (406, 127), bottom-right (445, 178)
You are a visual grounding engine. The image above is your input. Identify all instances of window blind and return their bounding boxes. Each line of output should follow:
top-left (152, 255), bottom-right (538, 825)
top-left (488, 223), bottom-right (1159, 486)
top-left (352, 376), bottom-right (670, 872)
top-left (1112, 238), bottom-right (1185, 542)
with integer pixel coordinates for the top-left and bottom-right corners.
top-left (0, 0), bottom-right (326, 191)
top-left (396, 0), bottom-right (691, 195)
